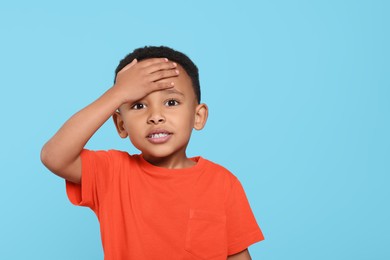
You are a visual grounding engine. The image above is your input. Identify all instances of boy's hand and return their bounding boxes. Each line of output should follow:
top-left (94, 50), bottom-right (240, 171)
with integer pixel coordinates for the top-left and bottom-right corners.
top-left (113, 58), bottom-right (179, 104)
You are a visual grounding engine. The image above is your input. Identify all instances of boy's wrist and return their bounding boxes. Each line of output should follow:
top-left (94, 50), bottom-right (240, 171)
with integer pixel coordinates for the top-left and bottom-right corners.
top-left (105, 85), bottom-right (129, 110)
top-left (111, 81), bottom-right (143, 106)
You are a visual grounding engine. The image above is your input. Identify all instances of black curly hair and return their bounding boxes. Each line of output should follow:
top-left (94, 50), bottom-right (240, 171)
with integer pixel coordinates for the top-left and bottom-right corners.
top-left (114, 46), bottom-right (201, 103)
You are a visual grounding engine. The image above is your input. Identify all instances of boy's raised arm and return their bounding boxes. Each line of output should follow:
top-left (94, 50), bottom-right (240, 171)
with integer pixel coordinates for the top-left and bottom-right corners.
top-left (41, 58), bottom-right (179, 183)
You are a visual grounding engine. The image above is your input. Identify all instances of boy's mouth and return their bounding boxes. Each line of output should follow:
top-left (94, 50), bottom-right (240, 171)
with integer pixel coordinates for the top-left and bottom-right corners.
top-left (146, 130), bottom-right (172, 144)
top-left (148, 133), bottom-right (170, 138)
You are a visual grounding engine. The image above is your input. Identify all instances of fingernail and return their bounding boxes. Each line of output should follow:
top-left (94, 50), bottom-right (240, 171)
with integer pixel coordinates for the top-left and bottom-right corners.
top-left (175, 69), bottom-right (179, 74)
top-left (173, 62), bottom-right (177, 67)
top-left (164, 58), bottom-right (168, 62)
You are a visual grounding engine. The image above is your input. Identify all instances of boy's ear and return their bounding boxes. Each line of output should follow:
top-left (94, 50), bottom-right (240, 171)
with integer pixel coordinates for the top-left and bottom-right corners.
top-left (193, 103), bottom-right (208, 130)
top-left (112, 111), bottom-right (129, 138)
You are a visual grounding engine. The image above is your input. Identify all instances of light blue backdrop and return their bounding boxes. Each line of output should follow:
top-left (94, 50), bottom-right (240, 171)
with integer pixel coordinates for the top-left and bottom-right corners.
top-left (1, 1), bottom-right (389, 259)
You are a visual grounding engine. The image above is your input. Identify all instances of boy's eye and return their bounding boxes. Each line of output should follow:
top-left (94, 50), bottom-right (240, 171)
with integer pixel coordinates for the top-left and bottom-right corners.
top-left (131, 103), bottom-right (146, 110)
top-left (165, 99), bottom-right (180, 106)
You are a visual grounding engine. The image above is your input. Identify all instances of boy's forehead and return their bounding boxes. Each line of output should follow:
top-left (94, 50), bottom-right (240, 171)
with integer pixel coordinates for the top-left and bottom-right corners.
top-left (162, 88), bottom-right (185, 96)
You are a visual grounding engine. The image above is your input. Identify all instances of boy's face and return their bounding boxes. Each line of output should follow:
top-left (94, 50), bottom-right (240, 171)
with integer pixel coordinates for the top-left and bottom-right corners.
top-left (113, 60), bottom-right (208, 166)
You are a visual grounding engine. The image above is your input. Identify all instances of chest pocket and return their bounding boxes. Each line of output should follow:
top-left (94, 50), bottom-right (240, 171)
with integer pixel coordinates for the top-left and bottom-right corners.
top-left (184, 209), bottom-right (227, 260)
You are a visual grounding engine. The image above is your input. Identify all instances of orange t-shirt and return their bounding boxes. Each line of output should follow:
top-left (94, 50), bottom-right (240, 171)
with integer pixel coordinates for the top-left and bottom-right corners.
top-left (66, 149), bottom-right (264, 259)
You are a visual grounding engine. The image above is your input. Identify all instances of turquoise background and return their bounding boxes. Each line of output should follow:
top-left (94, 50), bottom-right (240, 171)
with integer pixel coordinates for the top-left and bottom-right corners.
top-left (1, 0), bottom-right (389, 259)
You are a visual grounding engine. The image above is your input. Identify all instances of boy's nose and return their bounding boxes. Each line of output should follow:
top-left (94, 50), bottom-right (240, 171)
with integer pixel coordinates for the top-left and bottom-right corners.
top-left (147, 111), bottom-right (165, 125)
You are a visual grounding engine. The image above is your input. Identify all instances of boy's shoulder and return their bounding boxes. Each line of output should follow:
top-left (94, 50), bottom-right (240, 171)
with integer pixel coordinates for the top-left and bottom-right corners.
top-left (81, 149), bottom-right (134, 166)
top-left (84, 148), bottom-right (132, 159)
top-left (199, 156), bottom-right (240, 183)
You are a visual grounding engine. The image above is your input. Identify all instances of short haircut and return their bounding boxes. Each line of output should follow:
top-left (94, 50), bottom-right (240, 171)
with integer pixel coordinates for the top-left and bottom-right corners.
top-left (114, 46), bottom-right (201, 103)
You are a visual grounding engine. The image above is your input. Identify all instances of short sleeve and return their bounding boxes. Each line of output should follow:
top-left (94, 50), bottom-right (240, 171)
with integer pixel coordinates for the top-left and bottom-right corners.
top-left (226, 178), bottom-right (264, 255)
top-left (66, 149), bottom-right (113, 213)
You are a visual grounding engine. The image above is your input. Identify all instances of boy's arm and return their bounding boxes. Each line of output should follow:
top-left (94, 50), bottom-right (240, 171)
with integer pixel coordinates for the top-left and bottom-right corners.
top-left (41, 58), bottom-right (178, 184)
top-left (227, 249), bottom-right (251, 260)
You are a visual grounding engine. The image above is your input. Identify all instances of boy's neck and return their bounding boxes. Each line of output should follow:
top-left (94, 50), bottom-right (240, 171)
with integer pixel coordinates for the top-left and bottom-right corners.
top-left (142, 153), bottom-right (196, 169)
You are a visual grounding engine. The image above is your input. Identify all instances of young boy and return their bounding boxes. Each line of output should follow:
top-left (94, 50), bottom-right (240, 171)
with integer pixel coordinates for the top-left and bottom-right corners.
top-left (41, 46), bottom-right (264, 259)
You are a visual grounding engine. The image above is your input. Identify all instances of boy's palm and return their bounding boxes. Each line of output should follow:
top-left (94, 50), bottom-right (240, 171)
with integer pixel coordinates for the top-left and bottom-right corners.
top-left (114, 58), bottom-right (178, 104)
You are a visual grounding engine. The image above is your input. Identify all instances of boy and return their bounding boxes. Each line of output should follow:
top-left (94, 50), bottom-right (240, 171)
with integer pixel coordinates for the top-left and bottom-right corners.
top-left (41, 46), bottom-right (264, 259)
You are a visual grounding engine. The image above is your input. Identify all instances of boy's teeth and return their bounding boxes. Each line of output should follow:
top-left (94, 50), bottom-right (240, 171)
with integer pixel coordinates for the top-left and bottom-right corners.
top-left (150, 133), bottom-right (168, 138)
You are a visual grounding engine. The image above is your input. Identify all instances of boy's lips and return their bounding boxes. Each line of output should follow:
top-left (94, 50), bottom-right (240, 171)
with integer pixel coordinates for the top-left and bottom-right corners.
top-left (146, 129), bottom-right (172, 144)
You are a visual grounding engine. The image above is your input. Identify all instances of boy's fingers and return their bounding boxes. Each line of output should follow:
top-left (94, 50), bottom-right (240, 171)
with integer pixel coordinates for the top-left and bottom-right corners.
top-left (139, 58), bottom-right (169, 68)
top-left (152, 81), bottom-right (175, 91)
top-left (148, 69), bottom-right (179, 82)
top-left (118, 59), bottom-right (138, 73)
top-left (144, 61), bottom-right (177, 74)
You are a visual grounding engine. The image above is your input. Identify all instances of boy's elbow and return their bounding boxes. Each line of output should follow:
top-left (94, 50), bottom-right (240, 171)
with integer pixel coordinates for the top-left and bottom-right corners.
top-left (40, 143), bottom-right (81, 184)
top-left (40, 144), bottom-right (56, 171)
top-left (40, 143), bottom-right (64, 173)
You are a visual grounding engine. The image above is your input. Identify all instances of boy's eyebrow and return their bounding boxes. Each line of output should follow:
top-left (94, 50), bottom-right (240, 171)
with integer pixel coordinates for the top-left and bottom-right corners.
top-left (162, 88), bottom-right (185, 96)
